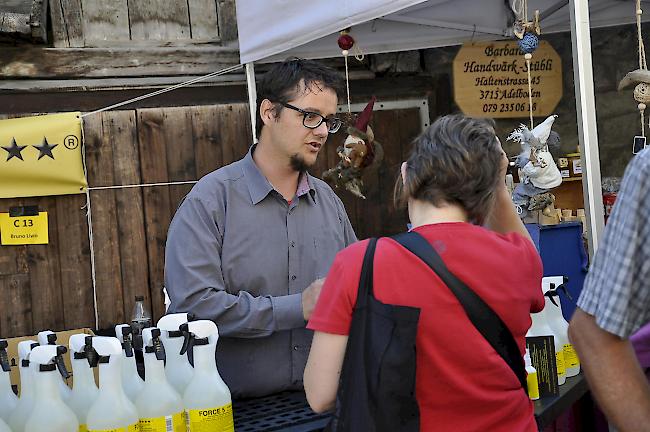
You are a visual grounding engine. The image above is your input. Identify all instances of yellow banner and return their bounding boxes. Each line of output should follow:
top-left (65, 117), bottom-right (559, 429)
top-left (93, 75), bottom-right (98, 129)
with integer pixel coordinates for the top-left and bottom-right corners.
top-left (0, 112), bottom-right (87, 198)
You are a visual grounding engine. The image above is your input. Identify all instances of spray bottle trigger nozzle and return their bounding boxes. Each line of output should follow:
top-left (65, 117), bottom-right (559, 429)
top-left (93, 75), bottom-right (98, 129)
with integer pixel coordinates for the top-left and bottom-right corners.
top-left (55, 346), bottom-right (71, 379)
top-left (179, 323), bottom-right (193, 356)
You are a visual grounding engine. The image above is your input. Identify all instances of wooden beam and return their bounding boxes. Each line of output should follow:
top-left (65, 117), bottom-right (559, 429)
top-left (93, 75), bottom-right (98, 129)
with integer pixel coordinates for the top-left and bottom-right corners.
top-left (0, 0), bottom-right (48, 43)
top-left (0, 46), bottom-right (241, 78)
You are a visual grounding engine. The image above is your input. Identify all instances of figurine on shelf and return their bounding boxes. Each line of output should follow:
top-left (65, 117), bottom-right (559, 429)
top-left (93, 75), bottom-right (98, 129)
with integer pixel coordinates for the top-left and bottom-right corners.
top-left (323, 97), bottom-right (383, 199)
top-left (508, 115), bottom-right (563, 218)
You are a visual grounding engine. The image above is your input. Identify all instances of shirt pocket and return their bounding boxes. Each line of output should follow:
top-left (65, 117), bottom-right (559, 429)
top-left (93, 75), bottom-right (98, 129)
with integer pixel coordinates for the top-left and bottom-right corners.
top-left (312, 224), bottom-right (342, 277)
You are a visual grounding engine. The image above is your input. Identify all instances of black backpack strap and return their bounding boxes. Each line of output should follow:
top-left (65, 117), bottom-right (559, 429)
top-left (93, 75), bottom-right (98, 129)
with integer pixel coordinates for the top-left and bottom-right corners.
top-left (355, 238), bottom-right (378, 309)
top-left (391, 231), bottom-right (528, 393)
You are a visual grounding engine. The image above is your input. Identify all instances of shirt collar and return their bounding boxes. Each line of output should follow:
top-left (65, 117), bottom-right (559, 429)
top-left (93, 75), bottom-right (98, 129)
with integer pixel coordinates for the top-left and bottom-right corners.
top-left (242, 145), bottom-right (317, 205)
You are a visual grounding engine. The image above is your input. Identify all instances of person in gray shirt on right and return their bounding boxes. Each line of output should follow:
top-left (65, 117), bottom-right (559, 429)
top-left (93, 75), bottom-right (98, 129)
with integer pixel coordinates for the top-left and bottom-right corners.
top-left (164, 58), bottom-right (357, 398)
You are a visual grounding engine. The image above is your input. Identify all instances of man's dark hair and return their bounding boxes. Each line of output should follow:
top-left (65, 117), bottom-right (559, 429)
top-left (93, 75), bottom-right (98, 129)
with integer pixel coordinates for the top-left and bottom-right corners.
top-left (394, 114), bottom-right (503, 225)
top-left (255, 58), bottom-right (344, 136)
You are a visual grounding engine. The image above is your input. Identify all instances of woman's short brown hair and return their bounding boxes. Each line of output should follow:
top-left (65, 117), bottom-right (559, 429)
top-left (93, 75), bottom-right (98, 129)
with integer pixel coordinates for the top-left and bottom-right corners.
top-left (395, 114), bottom-right (503, 224)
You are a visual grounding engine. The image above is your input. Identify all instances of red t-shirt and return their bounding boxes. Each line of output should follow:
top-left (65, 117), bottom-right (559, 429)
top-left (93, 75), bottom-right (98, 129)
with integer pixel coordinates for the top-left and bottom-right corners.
top-left (308, 223), bottom-right (544, 432)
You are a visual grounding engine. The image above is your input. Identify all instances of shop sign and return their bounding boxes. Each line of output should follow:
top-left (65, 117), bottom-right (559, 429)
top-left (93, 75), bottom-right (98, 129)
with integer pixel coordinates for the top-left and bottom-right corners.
top-left (453, 41), bottom-right (562, 118)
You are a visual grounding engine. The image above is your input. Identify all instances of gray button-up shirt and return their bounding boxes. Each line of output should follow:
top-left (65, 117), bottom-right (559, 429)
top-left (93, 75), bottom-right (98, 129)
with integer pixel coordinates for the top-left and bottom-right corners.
top-left (165, 145), bottom-right (357, 397)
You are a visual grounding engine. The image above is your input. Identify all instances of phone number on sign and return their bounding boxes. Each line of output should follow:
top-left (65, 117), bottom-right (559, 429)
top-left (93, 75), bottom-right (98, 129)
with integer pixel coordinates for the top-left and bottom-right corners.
top-left (482, 102), bottom-right (537, 113)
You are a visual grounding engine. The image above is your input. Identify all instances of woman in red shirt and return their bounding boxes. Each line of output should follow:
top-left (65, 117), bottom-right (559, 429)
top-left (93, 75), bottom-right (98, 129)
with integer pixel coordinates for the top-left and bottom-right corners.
top-left (304, 114), bottom-right (543, 431)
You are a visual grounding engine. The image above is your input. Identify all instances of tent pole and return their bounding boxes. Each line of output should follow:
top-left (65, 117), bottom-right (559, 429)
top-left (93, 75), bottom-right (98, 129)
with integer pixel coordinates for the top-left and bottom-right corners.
top-left (569, 0), bottom-right (604, 258)
top-left (245, 62), bottom-right (258, 144)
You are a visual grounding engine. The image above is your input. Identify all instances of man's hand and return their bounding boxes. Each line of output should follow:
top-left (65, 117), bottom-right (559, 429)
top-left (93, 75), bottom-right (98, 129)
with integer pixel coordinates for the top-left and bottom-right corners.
top-left (302, 278), bottom-right (325, 321)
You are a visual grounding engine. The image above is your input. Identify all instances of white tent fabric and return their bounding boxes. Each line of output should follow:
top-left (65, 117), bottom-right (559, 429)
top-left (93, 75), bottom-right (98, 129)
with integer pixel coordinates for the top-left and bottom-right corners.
top-left (237, 0), bottom-right (641, 64)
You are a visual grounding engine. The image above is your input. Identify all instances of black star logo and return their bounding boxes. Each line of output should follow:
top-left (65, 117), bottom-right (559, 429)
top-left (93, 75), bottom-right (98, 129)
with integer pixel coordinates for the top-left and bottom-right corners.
top-left (33, 137), bottom-right (58, 160)
top-left (2, 138), bottom-right (27, 161)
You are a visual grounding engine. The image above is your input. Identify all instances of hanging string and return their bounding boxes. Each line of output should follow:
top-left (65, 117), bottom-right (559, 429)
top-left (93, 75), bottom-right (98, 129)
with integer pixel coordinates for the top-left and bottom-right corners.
top-left (526, 55), bottom-right (534, 129)
top-left (343, 52), bottom-right (352, 114)
top-left (640, 104), bottom-right (646, 137)
top-left (81, 64), bottom-right (243, 118)
top-left (78, 118), bottom-right (99, 330)
top-left (87, 180), bottom-right (198, 191)
top-left (637, 0), bottom-right (647, 70)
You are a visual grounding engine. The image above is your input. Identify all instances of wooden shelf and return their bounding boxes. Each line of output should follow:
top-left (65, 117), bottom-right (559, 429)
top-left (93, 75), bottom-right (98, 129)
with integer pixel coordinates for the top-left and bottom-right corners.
top-left (561, 177), bottom-right (582, 182)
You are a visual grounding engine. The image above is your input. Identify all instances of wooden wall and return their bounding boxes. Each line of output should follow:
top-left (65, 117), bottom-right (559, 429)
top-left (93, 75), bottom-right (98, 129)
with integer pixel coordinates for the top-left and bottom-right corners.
top-left (0, 103), bottom-right (423, 338)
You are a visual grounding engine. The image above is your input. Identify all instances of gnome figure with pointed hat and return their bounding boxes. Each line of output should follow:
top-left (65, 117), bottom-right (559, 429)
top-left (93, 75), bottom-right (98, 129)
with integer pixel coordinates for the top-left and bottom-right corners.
top-left (323, 96), bottom-right (383, 199)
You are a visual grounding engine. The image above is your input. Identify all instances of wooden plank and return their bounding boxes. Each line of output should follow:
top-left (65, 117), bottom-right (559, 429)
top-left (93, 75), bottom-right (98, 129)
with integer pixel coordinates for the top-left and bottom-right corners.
top-left (231, 104), bottom-right (252, 160)
top-left (48, 0), bottom-right (69, 47)
top-left (356, 112), bottom-right (386, 240)
top-left (0, 46), bottom-right (240, 78)
top-left (216, 0), bottom-right (237, 41)
top-left (56, 194), bottom-right (95, 330)
top-left (59, 0), bottom-right (84, 47)
top-left (129, 0), bottom-right (191, 41)
top-left (188, 0), bottom-right (219, 40)
top-left (80, 0), bottom-right (130, 45)
top-left (29, 0), bottom-right (48, 43)
top-left (163, 107), bottom-right (196, 211)
top-left (102, 111), bottom-right (152, 323)
top-left (84, 113), bottom-right (125, 328)
top-left (191, 105), bottom-right (224, 178)
top-left (0, 198), bottom-right (29, 277)
top-left (0, 274), bottom-right (32, 337)
top-left (26, 196), bottom-right (66, 332)
top-left (137, 108), bottom-right (172, 322)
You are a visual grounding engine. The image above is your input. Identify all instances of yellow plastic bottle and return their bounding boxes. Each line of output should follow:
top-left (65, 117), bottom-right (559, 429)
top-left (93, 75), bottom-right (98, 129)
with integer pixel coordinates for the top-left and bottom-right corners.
top-left (86, 337), bottom-right (139, 432)
top-left (68, 335), bottom-right (100, 432)
top-left (136, 327), bottom-right (186, 432)
top-left (0, 340), bottom-right (17, 422)
top-left (181, 320), bottom-right (234, 432)
top-left (25, 345), bottom-right (79, 432)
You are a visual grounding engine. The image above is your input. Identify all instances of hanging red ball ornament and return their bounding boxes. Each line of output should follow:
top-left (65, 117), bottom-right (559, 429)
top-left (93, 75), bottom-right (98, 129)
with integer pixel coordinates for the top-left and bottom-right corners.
top-left (338, 33), bottom-right (355, 51)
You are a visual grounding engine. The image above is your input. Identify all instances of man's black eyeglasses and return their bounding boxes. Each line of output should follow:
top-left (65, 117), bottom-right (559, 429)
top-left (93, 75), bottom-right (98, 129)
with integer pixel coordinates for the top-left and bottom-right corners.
top-left (280, 102), bottom-right (342, 134)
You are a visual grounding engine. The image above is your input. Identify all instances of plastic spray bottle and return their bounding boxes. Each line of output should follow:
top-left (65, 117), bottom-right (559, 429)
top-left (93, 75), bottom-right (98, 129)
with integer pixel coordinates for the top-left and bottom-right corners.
top-left (86, 337), bottom-right (139, 432)
top-left (0, 340), bottom-right (17, 421)
top-left (115, 324), bottom-right (145, 401)
top-left (8, 340), bottom-right (38, 432)
top-left (68, 334), bottom-right (100, 432)
top-left (157, 313), bottom-right (195, 396)
top-left (543, 276), bottom-right (581, 377)
top-left (37, 330), bottom-right (72, 399)
top-left (527, 302), bottom-right (566, 385)
top-left (0, 419), bottom-right (9, 432)
top-left (181, 320), bottom-right (234, 432)
top-left (25, 345), bottom-right (79, 432)
top-left (135, 327), bottom-right (185, 432)
top-left (524, 348), bottom-right (539, 400)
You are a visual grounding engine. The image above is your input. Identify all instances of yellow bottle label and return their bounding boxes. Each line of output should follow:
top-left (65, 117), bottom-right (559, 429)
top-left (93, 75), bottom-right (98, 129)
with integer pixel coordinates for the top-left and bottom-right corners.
top-left (80, 425), bottom-right (88, 432)
top-left (526, 371), bottom-right (540, 400)
top-left (563, 343), bottom-right (580, 368)
top-left (88, 423), bottom-right (139, 432)
top-left (139, 412), bottom-right (185, 432)
top-left (186, 404), bottom-right (234, 432)
top-left (556, 350), bottom-right (566, 376)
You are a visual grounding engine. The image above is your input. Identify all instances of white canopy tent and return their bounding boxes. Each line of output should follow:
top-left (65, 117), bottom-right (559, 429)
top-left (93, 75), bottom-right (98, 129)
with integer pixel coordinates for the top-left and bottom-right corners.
top-left (235, 0), bottom-right (647, 256)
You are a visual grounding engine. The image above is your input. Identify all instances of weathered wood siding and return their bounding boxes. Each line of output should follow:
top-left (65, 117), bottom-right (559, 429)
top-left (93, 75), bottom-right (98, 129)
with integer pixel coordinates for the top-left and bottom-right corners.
top-left (0, 104), bottom-right (422, 337)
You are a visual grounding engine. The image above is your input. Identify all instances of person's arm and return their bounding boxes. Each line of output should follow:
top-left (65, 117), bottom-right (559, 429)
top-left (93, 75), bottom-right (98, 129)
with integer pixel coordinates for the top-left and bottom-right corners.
top-left (165, 195), bottom-right (305, 338)
top-left (569, 310), bottom-right (650, 432)
top-left (304, 332), bottom-right (348, 413)
top-left (484, 150), bottom-right (532, 243)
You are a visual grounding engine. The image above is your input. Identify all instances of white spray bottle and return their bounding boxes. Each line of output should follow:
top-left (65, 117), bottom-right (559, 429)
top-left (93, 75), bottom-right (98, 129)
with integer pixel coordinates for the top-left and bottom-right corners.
top-left (86, 337), bottom-right (139, 432)
top-left (135, 327), bottom-right (186, 432)
top-left (25, 345), bottom-right (79, 432)
top-left (181, 320), bottom-right (234, 432)
top-left (157, 313), bottom-right (195, 396)
top-left (0, 419), bottom-right (9, 432)
top-left (37, 330), bottom-right (72, 400)
top-left (527, 300), bottom-right (566, 385)
top-left (543, 276), bottom-right (581, 378)
top-left (68, 334), bottom-right (100, 431)
top-left (7, 340), bottom-right (38, 432)
top-left (0, 340), bottom-right (17, 421)
top-left (115, 324), bottom-right (145, 401)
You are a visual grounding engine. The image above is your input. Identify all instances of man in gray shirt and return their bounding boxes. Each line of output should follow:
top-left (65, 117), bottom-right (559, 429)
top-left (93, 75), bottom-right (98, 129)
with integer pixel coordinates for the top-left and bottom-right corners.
top-left (165, 58), bottom-right (357, 398)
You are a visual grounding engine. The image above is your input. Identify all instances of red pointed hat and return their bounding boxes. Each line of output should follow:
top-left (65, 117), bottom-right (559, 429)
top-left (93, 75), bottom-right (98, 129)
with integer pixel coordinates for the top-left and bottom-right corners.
top-left (354, 96), bottom-right (376, 133)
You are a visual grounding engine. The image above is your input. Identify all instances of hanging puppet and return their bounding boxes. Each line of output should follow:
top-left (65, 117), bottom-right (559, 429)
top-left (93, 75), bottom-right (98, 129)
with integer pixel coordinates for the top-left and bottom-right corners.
top-left (508, 114), bottom-right (563, 218)
top-left (323, 97), bottom-right (383, 199)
